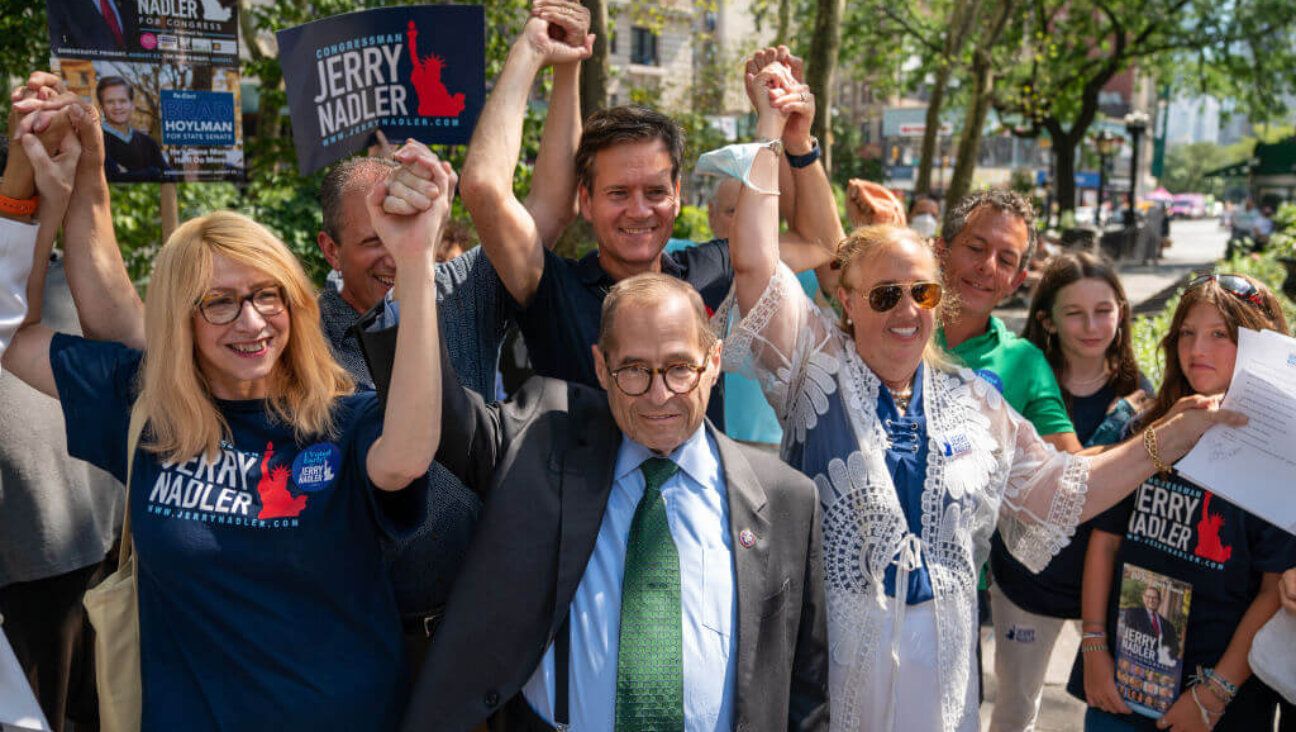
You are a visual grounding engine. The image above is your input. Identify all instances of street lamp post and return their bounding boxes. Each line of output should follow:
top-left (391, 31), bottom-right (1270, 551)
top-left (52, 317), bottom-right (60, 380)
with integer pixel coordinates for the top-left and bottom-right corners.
top-left (1092, 129), bottom-right (1120, 226)
top-left (1123, 111), bottom-right (1150, 228)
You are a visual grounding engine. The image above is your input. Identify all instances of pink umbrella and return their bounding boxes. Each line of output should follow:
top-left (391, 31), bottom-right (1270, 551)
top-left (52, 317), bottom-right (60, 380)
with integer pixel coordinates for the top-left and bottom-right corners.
top-left (1147, 187), bottom-right (1174, 202)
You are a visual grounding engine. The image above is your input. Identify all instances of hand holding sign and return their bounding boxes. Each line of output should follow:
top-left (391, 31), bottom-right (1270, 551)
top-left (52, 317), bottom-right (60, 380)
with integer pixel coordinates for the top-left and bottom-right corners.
top-left (526, 0), bottom-right (594, 67)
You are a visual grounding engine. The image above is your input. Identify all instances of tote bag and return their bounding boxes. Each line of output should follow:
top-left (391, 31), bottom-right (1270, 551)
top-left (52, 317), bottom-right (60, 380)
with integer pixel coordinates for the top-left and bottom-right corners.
top-left (82, 405), bottom-right (146, 732)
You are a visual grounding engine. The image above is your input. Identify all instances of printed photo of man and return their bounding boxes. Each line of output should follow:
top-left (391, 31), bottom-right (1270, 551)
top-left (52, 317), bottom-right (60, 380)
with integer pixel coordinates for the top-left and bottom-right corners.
top-left (48, 0), bottom-right (139, 53)
top-left (96, 76), bottom-right (169, 181)
top-left (1121, 585), bottom-right (1182, 659)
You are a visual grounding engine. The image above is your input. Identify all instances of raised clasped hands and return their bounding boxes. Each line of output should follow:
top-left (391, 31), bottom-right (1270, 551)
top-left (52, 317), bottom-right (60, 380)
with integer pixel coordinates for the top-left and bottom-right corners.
top-left (744, 47), bottom-right (814, 151)
top-left (12, 71), bottom-right (106, 173)
top-left (525, 0), bottom-right (594, 66)
top-left (367, 140), bottom-right (457, 263)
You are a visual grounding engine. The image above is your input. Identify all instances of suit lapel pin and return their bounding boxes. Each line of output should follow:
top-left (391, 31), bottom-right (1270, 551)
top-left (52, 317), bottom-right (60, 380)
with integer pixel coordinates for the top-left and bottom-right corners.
top-left (739, 529), bottom-right (757, 548)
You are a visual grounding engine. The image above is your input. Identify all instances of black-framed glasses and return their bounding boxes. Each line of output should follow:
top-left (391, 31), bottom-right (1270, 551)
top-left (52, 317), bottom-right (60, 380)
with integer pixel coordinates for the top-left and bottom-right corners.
top-left (196, 286), bottom-right (287, 325)
top-left (1188, 274), bottom-right (1266, 310)
top-left (607, 360), bottom-right (708, 397)
top-left (865, 281), bottom-right (943, 313)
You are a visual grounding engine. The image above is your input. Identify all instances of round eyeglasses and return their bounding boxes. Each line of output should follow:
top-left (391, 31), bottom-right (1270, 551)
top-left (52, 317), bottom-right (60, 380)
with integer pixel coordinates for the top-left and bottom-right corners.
top-left (607, 361), bottom-right (708, 397)
top-left (865, 281), bottom-right (943, 313)
top-left (196, 286), bottom-right (287, 325)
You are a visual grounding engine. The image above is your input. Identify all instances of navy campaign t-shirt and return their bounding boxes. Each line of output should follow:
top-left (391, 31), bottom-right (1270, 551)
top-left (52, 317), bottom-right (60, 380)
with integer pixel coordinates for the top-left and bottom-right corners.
top-left (1065, 471), bottom-right (1296, 727)
top-left (50, 334), bottom-right (428, 732)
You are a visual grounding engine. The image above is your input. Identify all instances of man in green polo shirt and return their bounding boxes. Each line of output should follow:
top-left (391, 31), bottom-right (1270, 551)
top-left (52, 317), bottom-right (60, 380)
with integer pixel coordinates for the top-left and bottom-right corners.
top-left (934, 189), bottom-right (1081, 452)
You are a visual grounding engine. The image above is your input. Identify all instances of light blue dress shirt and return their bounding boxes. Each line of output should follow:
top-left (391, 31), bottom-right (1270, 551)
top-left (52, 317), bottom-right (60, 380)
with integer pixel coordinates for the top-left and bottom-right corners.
top-left (522, 425), bottom-right (738, 731)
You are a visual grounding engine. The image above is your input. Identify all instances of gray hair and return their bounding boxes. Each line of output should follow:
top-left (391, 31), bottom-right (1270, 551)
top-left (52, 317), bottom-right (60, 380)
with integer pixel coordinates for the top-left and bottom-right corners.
top-left (319, 156), bottom-right (398, 242)
top-left (599, 273), bottom-right (716, 354)
top-left (941, 188), bottom-right (1037, 272)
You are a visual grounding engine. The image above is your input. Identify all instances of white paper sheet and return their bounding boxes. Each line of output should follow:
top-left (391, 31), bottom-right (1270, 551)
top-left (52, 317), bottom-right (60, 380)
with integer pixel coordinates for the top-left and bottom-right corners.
top-left (1177, 328), bottom-right (1296, 534)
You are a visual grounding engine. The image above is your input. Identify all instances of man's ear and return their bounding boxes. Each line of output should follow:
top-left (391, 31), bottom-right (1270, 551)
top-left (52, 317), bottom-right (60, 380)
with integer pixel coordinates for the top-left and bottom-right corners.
top-left (578, 185), bottom-right (593, 223)
top-left (592, 343), bottom-right (610, 390)
top-left (672, 179), bottom-right (682, 218)
top-left (1009, 266), bottom-right (1029, 292)
top-left (934, 236), bottom-right (949, 259)
top-left (317, 231), bottom-right (342, 271)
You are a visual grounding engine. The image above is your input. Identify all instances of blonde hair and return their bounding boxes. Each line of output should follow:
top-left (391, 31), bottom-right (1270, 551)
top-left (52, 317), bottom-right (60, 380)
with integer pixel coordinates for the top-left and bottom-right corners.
top-left (832, 224), bottom-right (957, 370)
top-left (138, 211), bottom-right (353, 462)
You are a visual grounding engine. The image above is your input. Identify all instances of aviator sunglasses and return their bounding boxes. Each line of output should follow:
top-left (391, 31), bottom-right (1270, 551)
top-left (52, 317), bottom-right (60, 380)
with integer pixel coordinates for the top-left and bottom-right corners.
top-left (863, 281), bottom-right (943, 313)
top-left (1187, 274), bottom-right (1267, 311)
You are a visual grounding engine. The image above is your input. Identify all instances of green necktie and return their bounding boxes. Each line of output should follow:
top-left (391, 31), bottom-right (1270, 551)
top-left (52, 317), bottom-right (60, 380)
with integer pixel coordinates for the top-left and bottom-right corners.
top-left (614, 457), bottom-right (685, 731)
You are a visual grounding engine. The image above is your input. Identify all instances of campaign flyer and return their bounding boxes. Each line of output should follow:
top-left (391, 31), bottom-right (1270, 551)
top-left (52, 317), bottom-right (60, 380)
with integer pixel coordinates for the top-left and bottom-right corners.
top-left (47, 0), bottom-right (239, 66)
top-left (52, 57), bottom-right (243, 183)
top-left (1113, 564), bottom-right (1192, 718)
top-left (276, 5), bottom-right (485, 174)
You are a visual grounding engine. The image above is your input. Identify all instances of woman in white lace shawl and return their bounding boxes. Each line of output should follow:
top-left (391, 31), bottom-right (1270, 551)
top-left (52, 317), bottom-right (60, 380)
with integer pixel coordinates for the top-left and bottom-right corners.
top-left (721, 61), bottom-right (1247, 732)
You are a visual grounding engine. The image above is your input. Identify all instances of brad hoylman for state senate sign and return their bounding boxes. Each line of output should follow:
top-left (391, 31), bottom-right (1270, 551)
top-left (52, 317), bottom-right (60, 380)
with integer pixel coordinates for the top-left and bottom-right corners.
top-left (277, 5), bottom-right (484, 174)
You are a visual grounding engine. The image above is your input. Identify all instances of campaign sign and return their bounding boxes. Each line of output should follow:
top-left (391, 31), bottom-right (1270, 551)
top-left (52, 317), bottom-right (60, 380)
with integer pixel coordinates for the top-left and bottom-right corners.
top-left (47, 0), bottom-right (240, 64)
top-left (161, 90), bottom-right (235, 145)
top-left (277, 5), bottom-right (485, 174)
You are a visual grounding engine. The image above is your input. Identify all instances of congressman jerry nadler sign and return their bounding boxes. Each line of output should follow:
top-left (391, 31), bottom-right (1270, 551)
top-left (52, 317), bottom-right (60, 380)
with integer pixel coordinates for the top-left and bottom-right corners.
top-left (277, 5), bottom-right (484, 174)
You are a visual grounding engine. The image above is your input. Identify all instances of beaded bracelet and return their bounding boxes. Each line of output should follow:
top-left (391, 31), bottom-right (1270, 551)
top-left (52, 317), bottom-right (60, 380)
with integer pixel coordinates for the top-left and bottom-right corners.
top-left (1203, 668), bottom-right (1238, 703)
top-left (1080, 641), bottom-right (1109, 654)
top-left (1081, 631), bottom-right (1107, 640)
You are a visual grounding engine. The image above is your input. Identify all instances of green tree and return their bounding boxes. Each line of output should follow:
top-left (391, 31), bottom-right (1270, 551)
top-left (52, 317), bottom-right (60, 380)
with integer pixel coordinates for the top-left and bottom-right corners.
top-left (992, 0), bottom-right (1296, 214)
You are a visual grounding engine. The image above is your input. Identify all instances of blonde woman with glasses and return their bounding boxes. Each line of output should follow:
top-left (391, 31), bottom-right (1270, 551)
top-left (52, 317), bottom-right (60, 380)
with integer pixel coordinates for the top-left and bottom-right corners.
top-left (2, 102), bottom-right (450, 731)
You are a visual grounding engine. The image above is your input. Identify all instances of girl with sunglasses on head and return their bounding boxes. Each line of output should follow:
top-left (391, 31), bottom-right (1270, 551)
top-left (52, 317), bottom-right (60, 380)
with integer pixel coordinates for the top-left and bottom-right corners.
top-left (1069, 273), bottom-right (1296, 732)
top-left (2, 99), bottom-right (450, 731)
top-left (988, 252), bottom-right (1156, 731)
top-left (720, 61), bottom-right (1246, 732)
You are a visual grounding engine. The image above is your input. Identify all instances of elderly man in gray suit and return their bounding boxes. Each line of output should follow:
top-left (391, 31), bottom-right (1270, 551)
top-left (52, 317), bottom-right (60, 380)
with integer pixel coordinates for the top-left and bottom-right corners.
top-left (395, 262), bottom-right (828, 730)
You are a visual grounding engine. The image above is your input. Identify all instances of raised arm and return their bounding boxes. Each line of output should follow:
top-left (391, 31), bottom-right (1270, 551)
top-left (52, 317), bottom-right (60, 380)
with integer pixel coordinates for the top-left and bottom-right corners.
top-left (731, 61), bottom-right (798, 315)
top-left (362, 151), bottom-right (449, 492)
top-left (15, 73), bottom-right (144, 348)
top-left (1, 108), bottom-right (82, 397)
top-left (459, 1), bottom-right (591, 306)
top-left (520, 0), bottom-right (587, 249)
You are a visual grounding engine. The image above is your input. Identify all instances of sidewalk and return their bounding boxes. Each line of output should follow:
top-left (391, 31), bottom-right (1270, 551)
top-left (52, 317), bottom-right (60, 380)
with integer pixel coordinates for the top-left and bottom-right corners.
top-left (995, 218), bottom-right (1228, 333)
top-left (978, 218), bottom-right (1228, 731)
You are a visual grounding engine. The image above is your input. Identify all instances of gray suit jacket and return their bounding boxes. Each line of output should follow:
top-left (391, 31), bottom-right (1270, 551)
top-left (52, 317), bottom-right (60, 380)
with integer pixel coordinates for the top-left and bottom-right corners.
top-left (400, 348), bottom-right (828, 731)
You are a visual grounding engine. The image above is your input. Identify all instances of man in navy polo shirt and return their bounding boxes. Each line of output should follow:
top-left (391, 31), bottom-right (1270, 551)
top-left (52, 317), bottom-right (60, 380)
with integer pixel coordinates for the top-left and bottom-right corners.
top-left (456, 0), bottom-right (841, 426)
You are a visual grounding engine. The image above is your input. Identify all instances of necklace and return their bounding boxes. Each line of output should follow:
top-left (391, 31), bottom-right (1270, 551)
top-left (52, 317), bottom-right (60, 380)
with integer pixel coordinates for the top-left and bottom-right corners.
top-left (1066, 368), bottom-right (1110, 392)
top-left (883, 378), bottom-right (914, 414)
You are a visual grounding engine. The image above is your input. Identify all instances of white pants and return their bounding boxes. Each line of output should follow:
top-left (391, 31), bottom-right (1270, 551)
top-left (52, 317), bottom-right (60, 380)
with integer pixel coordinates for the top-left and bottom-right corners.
top-left (837, 600), bottom-right (979, 732)
top-left (987, 584), bottom-right (1074, 732)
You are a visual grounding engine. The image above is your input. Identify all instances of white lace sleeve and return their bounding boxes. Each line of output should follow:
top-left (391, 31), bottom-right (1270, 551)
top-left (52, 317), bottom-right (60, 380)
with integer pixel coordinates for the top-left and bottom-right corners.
top-left (969, 372), bottom-right (1091, 573)
top-left (717, 262), bottom-right (839, 430)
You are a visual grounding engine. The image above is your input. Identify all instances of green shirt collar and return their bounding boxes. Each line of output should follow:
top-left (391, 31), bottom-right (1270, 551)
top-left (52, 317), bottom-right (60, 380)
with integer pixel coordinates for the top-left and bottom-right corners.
top-left (938, 316), bottom-right (1006, 355)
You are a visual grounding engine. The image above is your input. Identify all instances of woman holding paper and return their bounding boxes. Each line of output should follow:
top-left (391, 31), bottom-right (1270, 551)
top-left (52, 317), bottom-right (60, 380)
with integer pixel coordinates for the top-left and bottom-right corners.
top-left (722, 61), bottom-right (1247, 732)
top-left (1072, 274), bottom-right (1296, 731)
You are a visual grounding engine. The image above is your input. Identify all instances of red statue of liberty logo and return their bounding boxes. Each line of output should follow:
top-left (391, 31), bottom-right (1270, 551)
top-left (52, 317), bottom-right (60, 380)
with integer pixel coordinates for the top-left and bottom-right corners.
top-left (407, 20), bottom-right (466, 118)
top-left (1193, 491), bottom-right (1233, 564)
top-left (256, 442), bottom-right (309, 519)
